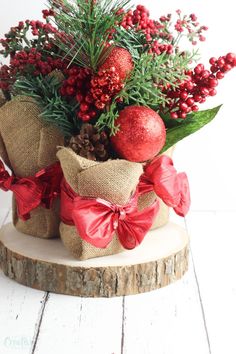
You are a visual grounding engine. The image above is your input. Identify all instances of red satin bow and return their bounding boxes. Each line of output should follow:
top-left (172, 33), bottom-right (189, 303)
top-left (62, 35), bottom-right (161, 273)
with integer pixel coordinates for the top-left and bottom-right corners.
top-left (0, 160), bottom-right (63, 220)
top-left (139, 155), bottom-right (191, 217)
top-left (60, 179), bottom-right (159, 249)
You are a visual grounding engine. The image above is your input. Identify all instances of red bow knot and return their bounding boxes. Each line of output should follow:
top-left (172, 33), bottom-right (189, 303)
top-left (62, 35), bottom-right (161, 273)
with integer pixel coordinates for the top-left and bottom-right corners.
top-left (60, 179), bottom-right (159, 250)
top-left (139, 155), bottom-right (191, 217)
top-left (0, 160), bottom-right (63, 220)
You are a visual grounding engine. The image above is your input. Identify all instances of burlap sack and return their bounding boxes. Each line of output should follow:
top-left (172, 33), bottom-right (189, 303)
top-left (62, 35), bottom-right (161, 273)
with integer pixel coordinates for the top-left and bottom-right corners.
top-left (57, 147), bottom-right (144, 260)
top-left (0, 95), bottom-right (64, 238)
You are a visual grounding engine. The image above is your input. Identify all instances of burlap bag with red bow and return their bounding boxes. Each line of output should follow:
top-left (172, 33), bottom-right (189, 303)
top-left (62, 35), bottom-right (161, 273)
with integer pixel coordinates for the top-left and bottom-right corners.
top-left (57, 147), bottom-right (178, 260)
top-left (0, 95), bottom-right (64, 238)
top-left (58, 147), bottom-right (149, 259)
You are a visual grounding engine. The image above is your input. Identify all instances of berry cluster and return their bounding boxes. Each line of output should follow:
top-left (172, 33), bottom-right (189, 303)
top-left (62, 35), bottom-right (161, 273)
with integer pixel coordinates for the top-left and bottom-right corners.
top-left (166, 53), bottom-right (236, 119)
top-left (60, 66), bottom-right (124, 122)
top-left (173, 10), bottom-right (208, 45)
top-left (119, 6), bottom-right (208, 55)
top-left (0, 48), bottom-right (66, 90)
top-left (150, 41), bottom-right (173, 55)
top-left (27, 19), bottom-right (57, 37)
top-left (120, 5), bottom-right (164, 42)
top-left (90, 67), bottom-right (124, 109)
top-left (60, 66), bottom-right (94, 122)
top-left (42, 9), bottom-right (55, 19)
top-left (0, 19), bottom-right (58, 58)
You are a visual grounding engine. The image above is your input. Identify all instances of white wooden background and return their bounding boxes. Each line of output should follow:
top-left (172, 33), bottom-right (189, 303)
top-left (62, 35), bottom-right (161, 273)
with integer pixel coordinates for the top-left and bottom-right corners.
top-left (1, 1), bottom-right (236, 353)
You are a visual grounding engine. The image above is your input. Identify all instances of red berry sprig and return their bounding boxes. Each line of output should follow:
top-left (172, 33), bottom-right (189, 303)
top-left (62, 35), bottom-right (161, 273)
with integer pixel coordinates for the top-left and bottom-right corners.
top-left (90, 67), bottom-right (124, 109)
top-left (165, 53), bottom-right (236, 119)
top-left (0, 48), bottom-right (66, 90)
top-left (60, 66), bottom-right (94, 122)
top-left (60, 66), bottom-right (124, 122)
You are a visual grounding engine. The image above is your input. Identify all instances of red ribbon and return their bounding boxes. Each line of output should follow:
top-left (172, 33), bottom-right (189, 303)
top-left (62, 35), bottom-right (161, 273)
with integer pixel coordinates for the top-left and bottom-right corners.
top-left (0, 160), bottom-right (63, 220)
top-left (138, 155), bottom-right (191, 217)
top-left (60, 179), bottom-right (159, 249)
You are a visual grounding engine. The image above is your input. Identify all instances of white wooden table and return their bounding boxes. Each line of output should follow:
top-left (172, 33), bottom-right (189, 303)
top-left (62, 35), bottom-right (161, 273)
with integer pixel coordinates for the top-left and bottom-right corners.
top-left (0, 207), bottom-right (235, 354)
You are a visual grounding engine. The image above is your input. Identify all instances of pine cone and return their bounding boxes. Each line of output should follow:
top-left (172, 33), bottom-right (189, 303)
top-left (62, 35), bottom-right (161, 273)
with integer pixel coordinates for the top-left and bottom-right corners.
top-left (68, 124), bottom-right (110, 161)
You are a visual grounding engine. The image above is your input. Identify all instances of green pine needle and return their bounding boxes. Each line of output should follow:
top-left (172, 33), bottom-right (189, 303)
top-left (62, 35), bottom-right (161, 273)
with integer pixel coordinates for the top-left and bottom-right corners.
top-left (13, 74), bottom-right (80, 137)
top-left (48, 0), bottom-right (132, 71)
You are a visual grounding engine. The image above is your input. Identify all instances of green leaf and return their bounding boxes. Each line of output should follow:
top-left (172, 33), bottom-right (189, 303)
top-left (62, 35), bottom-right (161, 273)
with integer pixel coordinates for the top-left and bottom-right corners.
top-left (160, 105), bottom-right (222, 153)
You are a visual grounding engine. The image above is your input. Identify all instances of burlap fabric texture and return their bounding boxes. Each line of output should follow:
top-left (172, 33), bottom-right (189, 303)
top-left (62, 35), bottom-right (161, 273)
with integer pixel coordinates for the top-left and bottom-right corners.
top-left (0, 95), bottom-right (64, 238)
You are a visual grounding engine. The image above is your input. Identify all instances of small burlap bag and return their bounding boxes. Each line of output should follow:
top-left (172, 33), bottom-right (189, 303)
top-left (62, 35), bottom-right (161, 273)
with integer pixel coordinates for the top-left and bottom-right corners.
top-left (57, 147), bottom-right (144, 260)
top-left (0, 95), bottom-right (64, 238)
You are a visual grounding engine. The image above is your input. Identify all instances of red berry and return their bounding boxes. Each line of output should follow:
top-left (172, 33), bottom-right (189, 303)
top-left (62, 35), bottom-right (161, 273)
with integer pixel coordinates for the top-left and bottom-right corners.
top-left (194, 65), bottom-right (203, 75)
top-left (66, 86), bottom-right (75, 95)
top-left (185, 81), bottom-right (194, 91)
top-left (209, 57), bottom-right (217, 65)
top-left (216, 72), bottom-right (224, 79)
top-left (67, 77), bottom-right (76, 86)
top-left (200, 87), bottom-right (209, 96)
top-left (85, 95), bottom-right (93, 103)
top-left (192, 105), bottom-right (199, 112)
top-left (217, 58), bottom-right (225, 68)
top-left (208, 78), bottom-right (218, 88)
top-left (95, 101), bottom-right (106, 110)
top-left (89, 110), bottom-right (97, 118)
top-left (180, 91), bottom-right (188, 100)
top-left (80, 102), bottom-right (89, 112)
top-left (210, 65), bottom-right (218, 73)
top-left (201, 70), bottom-right (210, 79)
top-left (81, 114), bottom-right (91, 122)
top-left (180, 102), bottom-right (188, 112)
top-left (226, 53), bottom-right (236, 64)
top-left (76, 93), bottom-right (83, 102)
top-left (209, 88), bottom-right (217, 96)
top-left (186, 98), bottom-right (194, 106)
top-left (193, 94), bottom-right (202, 102)
top-left (180, 112), bottom-right (187, 119)
top-left (170, 112), bottom-right (179, 119)
top-left (200, 97), bottom-right (206, 103)
top-left (222, 63), bottom-right (232, 72)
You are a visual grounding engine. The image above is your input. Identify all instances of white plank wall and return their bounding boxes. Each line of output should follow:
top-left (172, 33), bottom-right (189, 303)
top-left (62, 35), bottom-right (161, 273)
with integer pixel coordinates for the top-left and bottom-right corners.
top-left (0, 209), bottom-right (236, 354)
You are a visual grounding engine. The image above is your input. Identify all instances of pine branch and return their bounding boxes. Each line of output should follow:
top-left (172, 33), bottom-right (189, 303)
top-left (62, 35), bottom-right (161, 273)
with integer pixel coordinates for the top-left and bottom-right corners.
top-left (113, 27), bottom-right (147, 60)
top-left (48, 0), bottom-right (132, 71)
top-left (95, 102), bottom-right (120, 135)
top-left (13, 74), bottom-right (80, 137)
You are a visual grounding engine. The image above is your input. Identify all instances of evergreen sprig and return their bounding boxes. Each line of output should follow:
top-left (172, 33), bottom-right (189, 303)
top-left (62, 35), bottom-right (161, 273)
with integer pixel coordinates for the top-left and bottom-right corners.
top-left (13, 74), bottom-right (80, 137)
top-left (113, 27), bottom-right (148, 60)
top-left (96, 102), bottom-right (120, 135)
top-left (120, 51), bottom-right (197, 109)
top-left (49, 0), bottom-right (132, 71)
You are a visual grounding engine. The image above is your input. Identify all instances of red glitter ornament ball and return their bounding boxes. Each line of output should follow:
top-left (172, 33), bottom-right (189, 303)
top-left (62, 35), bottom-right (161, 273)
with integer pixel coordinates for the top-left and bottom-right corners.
top-left (111, 106), bottom-right (166, 162)
top-left (100, 47), bottom-right (133, 81)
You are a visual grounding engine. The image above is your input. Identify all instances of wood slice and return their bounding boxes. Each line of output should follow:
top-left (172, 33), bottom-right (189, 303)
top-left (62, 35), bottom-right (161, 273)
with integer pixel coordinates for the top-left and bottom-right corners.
top-left (0, 222), bottom-right (189, 297)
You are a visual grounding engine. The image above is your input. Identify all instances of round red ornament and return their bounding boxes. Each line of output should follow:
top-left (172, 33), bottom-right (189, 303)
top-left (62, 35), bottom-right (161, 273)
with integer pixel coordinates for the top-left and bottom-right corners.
top-left (111, 106), bottom-right (166, 162)
top-left (100, 47), bottom-right (133, 81)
